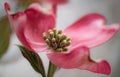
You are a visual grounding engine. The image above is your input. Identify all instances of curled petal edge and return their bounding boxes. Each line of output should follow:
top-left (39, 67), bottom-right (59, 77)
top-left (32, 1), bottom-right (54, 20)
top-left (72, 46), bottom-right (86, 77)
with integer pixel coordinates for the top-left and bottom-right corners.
top-left (64, 13), bottom-right (120, 48)
top-left (47, 46), bottom-right (111, 74)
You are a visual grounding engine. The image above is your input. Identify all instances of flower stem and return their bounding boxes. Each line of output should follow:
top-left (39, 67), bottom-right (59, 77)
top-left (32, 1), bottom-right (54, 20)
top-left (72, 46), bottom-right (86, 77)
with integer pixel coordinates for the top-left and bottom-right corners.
top-left (47, 61), bottom-right (58, 77)
top-left (42, 68), bottom-right (46, 77)
top-left (42, 73), bottom-right (46, 77)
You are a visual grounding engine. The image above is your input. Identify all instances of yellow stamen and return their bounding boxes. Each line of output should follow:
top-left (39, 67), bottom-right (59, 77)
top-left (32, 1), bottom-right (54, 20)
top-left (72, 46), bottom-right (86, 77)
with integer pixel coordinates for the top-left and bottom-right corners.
top-left (42, 29), bottom-right (71, 52)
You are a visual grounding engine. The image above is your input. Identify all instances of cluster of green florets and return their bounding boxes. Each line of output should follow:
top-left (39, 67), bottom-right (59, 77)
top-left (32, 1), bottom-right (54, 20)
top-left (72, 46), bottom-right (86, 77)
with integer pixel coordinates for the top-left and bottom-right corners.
top-left (42, 29), bottom-right (71, 52)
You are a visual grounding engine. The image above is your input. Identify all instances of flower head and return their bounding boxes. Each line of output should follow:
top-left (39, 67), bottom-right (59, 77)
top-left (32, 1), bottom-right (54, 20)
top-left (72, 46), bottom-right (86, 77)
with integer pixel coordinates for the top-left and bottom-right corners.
top-left (5, 2), bottom-right (120, 75)
top-left (43, 29), bottom-right (71, 52)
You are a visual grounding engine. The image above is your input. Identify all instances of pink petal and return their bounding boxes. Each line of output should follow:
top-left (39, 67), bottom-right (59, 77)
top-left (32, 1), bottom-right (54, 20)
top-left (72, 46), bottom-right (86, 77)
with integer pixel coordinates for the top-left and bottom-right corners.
top-left (4, 2), bottom-right (32, 50)
top-left (47, 46), bottom-right (111, 74)
top-left (78, 60), bottom-right (111, 75)
top-left (5, 3), bottom-right (55, 52)
top-left (64, 13), bottom-right (120, 48)
top-left (24, 3), bottom-right (55, 44)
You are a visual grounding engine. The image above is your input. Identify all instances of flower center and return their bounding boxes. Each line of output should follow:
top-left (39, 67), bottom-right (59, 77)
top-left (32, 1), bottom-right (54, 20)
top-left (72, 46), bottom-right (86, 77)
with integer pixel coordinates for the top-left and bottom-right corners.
top-left (42, 29), bottom-right (71, 52)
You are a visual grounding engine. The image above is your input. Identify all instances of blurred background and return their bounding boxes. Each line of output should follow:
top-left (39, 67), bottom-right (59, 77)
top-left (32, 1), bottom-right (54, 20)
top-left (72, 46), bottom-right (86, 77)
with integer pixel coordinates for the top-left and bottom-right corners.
top-left (0, 0), bottom-right (120, 77)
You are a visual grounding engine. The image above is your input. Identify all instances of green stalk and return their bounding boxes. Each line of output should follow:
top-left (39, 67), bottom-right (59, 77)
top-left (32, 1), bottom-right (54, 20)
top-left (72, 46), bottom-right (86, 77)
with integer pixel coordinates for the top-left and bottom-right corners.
top-left (42, 72), bottom-right (46, 77)
top-left (47, 62), bottom-right (58, 77)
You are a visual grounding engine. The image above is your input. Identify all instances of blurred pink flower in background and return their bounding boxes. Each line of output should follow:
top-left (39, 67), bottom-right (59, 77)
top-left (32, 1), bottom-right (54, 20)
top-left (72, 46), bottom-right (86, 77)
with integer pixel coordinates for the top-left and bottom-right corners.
top-left (4, 2), bottom-right (120, 75)
top-left (13, 0), bottom-right (41, 2)
top-left (43, 0), bottom-right (68, 4)
top-left (13, 0), bottom-right (68, 4)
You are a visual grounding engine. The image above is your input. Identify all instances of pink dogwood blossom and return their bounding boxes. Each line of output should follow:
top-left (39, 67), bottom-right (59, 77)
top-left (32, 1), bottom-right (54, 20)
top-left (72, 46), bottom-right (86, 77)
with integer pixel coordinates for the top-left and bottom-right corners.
top-left (5, 2), bottom-right (120, 75)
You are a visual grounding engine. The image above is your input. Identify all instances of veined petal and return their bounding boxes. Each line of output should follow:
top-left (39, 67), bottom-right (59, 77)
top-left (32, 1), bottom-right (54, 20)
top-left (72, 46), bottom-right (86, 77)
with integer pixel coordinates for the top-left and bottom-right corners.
top-left (24, 3), bottom-right (55, 44)
top-left (47, 46), bottom-right (88, 68)
top-left (64, 13), bottom-right (120, 48)
top-left (78, 60), bottom-right (111, 75)
top-left (47, 46), bottom-right (111, 74)
top-left (5, 3), bottom-right (55, 52)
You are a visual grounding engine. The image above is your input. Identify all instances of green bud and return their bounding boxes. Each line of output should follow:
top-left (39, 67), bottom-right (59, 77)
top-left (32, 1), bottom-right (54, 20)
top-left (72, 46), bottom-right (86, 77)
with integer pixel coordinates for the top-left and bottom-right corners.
top-left (56, 48), bottom-right (63, 52)
top-left (53, 28), bottom-right (57, 33)
top-left (45, 39), bottom-right (50, 44)
top-left (66, 41), bottom-right (71, 46)
top-left (58, 30), bottom-right (62, 34)
top-left (43, 32), bottom-right (47, 40)
top-left (60, 40), bottom-right (67, 46)
top-left (52, 38), bottom-right (56, 42)
top-left (63, 48), bottom-right (68, 51)
top-left (42, 29), bottom-right (71, 52)
top-left (52, 43), bottom-right (57, 49)
top-left (49, 31), bottom-right (54, 38)
top-left (66, 38), bottom-right (71, 41)
top-left (57, 34), bottom-right (62, 40)
top-left (62, 34), bottom-right (67, 40)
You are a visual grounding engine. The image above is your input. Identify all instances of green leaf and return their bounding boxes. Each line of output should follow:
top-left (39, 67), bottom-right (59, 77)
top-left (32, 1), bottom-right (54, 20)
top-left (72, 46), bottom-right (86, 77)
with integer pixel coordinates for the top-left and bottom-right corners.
top-left (18, 45), bottom-right (46, 77)
top-left (47, 62), bottom-right (59, 77)
top-left (0, 16), bottom-right (11, 58)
